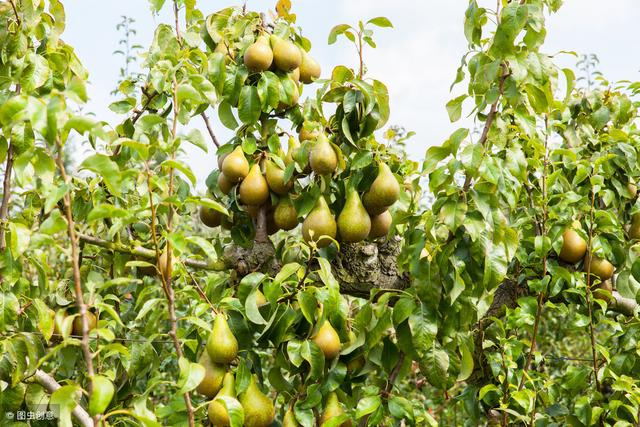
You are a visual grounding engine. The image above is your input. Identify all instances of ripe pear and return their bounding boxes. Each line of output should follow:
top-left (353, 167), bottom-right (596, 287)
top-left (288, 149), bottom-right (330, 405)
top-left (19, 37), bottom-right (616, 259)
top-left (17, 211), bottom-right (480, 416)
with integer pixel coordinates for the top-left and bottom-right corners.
top-left (72, 311), bottom-right (97, 336)
top-left (299, 50), bottom-right (321, 83)
top-left (267, 211), bottom-right (279, 235)
top-left (240, 375), bottom-right (275, 427)
top-left (309, 134), bottom-right (337, 175)
top-left (270, 35), bottom-right (302, 72)
top-left (558, 229), bottom-right (587, 263)
top-left (628, 182), bottom-right (638, 199)
top-left (244, 35), bottom-right (273, 72)
top-left (222, 146), bottom-right (250, 183)
top-left (629, 213), bottom-right (640, 240)
top-left (284, 137), bottom-right (300, 166)
top-left (320, 392), bottom-right (351, 427)
top-left (274, 197), bottom-right (298, 231)
top-left (299, 122), bottom-right (320, 142)
top-left (369, 210), bottom-right (392, 239)
top-left (283, 408), bottom-right (300, 427)
top-left (265, 159), bottom-right (293, 195)
top-left (593, 279), bottom-right (613, 303)
top-left (585, 254), bottom-right (615, 281)
top-left (200, 206), bottom-right (222, 228)
top-left (364, 163), bottom-right (400, 213)
top-left (196, 351), bottom-right (226, 397)
top-left (157, 248), bottom-right (174, 282)
top-left (217, 172), bottom-right (235, 195)
top-left (312, 320), bottom-right (341, 360)
top-left (338, 190), bottom-right (371, 243)
top-left (290, 68), bottom-right (301, 83)
top-left (217, 152), bottom-right (229, 170)
top-left (240, 164), bottom-right (270, 206)
top-left (208, 373), bottom-right (238, 426)
top-left (302, 196), bottom-right (337, 248)
top-left (207, 313), bottom-right (239, 364)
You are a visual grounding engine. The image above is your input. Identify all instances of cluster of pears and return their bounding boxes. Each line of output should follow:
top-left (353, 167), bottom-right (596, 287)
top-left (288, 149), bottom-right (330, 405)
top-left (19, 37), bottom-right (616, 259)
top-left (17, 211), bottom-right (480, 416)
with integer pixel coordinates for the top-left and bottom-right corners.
top-left (197, 313), bottom-right (275, 427)
top-left (558, 228), bottom-right (615, 292)
top-left (244, 31), bottom-right (321, 83)
top-left (302, 161), bottom-right (399, 248)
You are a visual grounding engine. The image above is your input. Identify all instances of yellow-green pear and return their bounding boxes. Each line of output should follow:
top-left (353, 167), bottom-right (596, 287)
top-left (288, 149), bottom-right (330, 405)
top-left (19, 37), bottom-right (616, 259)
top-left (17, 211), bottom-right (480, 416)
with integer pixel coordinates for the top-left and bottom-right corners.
top-left (283, 408), bottom-right (300, 427)
top-left (309, 134), bottom-right (337, 175)
top-left (222, 146), bottom-right (250, 182)
top-left (240, 164), bottom-right (269, 206)
top-left (274, 197), bottom-right (298, 231)
top-left (302, 196), bottom-right (336, 248)
top-left (290, 67), bottom-right (301, 83)
top-left (200, 206), bottom-right (222, 228)
top-left (369, 210), bottom-right (392, 239)
top-left (585, 254), bottom-right (615, 281)
top-left (338, 190), bottom-right (371, 243)
top-left (320, 392), bottom-right (351, 427)
top-left (312, 320), bottom-right (341, 360)
top-left (299, 122), bottom-right (320, 142)
top-left (364, 163), bottom-right (400, 211)
top-left (217, 152), bottom-right (229, 170)
top-left (629, 213), bottom-right (640, 240)
top-left (208, 373), bottom-right (238, 426)
top-left (207, 313), bottom-right (238, 364)
top-left (196, 351), bottom-right (226, 397)
top-left (157, 248), bottom-right (174, 282)
top-left (270, 35), bottom-right (302, 72)
top-left (72, 311), bottom-right (97, 336)
top-left (214, 42), bottom-right (234, 63)
top-left (217, 172), bottom-right (235, 195)
top-left (299, 50), bottom-right (321, 83)
top-left (265, 159), bottom-right (293, 195)
top-left (244, 35), bottom-right (273, 72)
top-left (284, 136), bottom-right (300, 166)
top-left (88, 375), bottom-right (115, 416)
top-left (240, 375), bottom-right (275, 427)
top-left (558, 229), bottom-right (587, 263)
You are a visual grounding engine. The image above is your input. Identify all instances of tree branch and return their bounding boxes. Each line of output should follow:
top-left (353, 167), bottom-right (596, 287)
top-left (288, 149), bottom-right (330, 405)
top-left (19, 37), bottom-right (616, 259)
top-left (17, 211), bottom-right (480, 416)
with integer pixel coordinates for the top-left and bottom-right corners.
top-left (33, 370), bottom-right (93, 427)
top-left (200, 112), bottom-right (220, 148)
top-left (54, 139), bottom-right (96, 423)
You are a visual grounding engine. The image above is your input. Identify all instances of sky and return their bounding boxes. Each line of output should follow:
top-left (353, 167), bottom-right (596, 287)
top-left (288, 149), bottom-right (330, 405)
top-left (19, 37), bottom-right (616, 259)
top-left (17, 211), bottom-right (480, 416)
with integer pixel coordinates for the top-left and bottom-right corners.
top-left (62, 0), bottom-right (640, 187)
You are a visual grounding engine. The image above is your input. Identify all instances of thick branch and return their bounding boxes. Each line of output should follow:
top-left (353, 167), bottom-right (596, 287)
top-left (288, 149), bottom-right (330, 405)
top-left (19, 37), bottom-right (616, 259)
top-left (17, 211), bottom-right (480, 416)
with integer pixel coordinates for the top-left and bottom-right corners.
top-left (33, 370), bottom-right (93, 427)
top-left (77, 233), bottom-right (227, 271)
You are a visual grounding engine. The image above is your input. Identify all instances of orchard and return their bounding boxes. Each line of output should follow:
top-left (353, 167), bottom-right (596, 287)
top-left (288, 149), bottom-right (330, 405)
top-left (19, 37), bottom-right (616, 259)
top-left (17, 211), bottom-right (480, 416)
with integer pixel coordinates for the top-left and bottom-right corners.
top-left (1, 0), bottom-right (640, 426)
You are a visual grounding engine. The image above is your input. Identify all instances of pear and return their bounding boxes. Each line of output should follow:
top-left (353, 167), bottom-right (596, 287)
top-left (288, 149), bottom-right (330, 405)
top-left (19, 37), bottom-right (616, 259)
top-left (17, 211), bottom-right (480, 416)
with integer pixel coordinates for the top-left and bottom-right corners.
top-left (283, 408), bottom-right (300, 427)
top-left (88, 375), bottom-right (115, 416)
top-left (265, 159), bottom-right (293, 195)
top-left (369, 210), bottom-right (392, 239)
top-left (284, 137), bottom-right (300, 166)
top-left (222, 146), bottom-right (250, 183)
top-left (299, 122), bottom-right (320, 142)
top-left (270, 35), bottom-right (302, 72)
top-left (196, 351), bottom-right (226, 397)
top-left (363, 163), bottom-right (400, 214)
top-left (558, 229), bottom-right (587, 263)
top-left (239, 164), bottom-right (269, 206)
top-left (72, 311), bottom-right (97, 336)
top-left (320, 392), bottom-right (351, 427)
top-left (207, 313), bottom-right (238, 364)
top-left (217, 172), bottom-right (235, 195)
top-left (208, 373), bottom-right (239, 426)
top-left (217, 152), bottom-right (229, 170)
top-left (312, 320), bottom-right (341, 360)
top-left (337, 190), bottom-right (371, 243)
top-left (157, 248), bottom-right (174, 282)
top-left (593, 279), bottom-right (614, 303)
top-left (274, 197), bottom-right (298, 231)
top-left (244, 35), bottom-right (273, 72)
top-left (200, 206), bottom-right (222, 228)
top-left (309, 134), bottom-right (337, 175)
top-left (299, 50), bottom-right (321, 83)
top-left (290, 67), bottom-right (301, 83)
top-left (584, 254), bottom-right (615, 281)
top-left (240, 375), bottom-right (275, 427)
top-left (628, 182), bottom-right (638, 199)
top-left (302, 196), bottom-right (337, 248)
top-left (629, 213), bottom-right (640, 240)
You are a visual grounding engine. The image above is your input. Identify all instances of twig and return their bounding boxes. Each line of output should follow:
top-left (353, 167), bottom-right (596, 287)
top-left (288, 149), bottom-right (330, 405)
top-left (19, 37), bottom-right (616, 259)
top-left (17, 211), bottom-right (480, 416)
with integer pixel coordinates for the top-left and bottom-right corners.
top-left (200, 112), bottom-right (220, 148)
top-left (8, 0), bottom-right (20, 25)
top-left (77, 233), bottom-right (227, 271)
top-left (54, 139), bottom-right (96, 422)
top-left (585, 188), bottom-right (600, 391)
top-left (33, 370), bottom-right (93, 427)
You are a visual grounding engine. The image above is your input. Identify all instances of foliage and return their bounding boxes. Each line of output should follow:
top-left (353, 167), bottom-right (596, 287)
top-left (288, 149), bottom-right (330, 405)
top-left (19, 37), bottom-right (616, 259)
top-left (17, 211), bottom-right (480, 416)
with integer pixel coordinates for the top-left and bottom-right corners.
top-left (0, 0), bottom-right (639, 426)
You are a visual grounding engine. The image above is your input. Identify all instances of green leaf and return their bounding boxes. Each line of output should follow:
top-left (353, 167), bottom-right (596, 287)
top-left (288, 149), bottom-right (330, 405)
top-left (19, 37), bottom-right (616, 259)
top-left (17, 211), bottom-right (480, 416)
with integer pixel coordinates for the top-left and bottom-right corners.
top-left (328, 24), bottom-right (352, 45)
top-left (257, 71), bottom-right (281, 110)
top-left (33, 298), bottom-right (55, 341)
top-left (87, 204), bottom-right (131, 223)
top-left (218, 100), bottom-right (239, 130)
top-left (177, 83), bottom-right (202, 105)
top-left (186, 128), bottom-right (207, 152)
top-left (161, 159), bottom-right (196, 186)
top-left (50, 385), bottom-right (80, 427)
top-left (421, 343), bottom-right (449, 390)
top-left (0, 292), bottom-right (20, 331)
top-left (356, 395), bottom-right (381, 418)
top-left (22, 53), bottom-right (51, 91)
top-left (176, 357), bottom-right (206, 394)
top-left (446, 95), bottom-right (467, 122)
top-left (80, 154), bottom-right (123, 196)
top-left (367, 17), bottom-right (393, 28)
